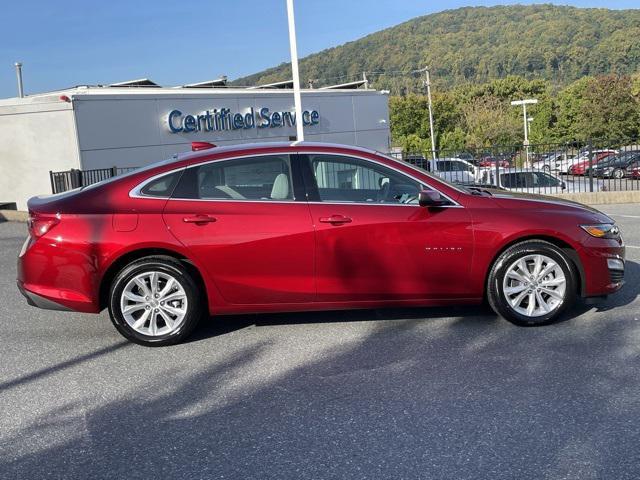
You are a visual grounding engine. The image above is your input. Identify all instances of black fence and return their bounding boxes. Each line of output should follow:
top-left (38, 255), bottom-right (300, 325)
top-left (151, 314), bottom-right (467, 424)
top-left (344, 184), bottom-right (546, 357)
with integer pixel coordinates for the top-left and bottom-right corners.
top-left (50, 166), bottom-right (138, 194)
top-left (391, 139), bottom-right (640, 195)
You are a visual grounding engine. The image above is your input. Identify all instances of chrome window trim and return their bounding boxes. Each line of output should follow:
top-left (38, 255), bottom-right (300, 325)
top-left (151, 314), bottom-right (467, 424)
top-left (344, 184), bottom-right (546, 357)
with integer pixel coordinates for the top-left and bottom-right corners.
top-left (129, 149), bottom-right (463, 208)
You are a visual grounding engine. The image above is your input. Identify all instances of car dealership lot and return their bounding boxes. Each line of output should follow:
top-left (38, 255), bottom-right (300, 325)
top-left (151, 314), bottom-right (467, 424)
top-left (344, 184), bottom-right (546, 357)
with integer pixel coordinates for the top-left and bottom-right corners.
top-left (1, 204), bottom-right (639, 479)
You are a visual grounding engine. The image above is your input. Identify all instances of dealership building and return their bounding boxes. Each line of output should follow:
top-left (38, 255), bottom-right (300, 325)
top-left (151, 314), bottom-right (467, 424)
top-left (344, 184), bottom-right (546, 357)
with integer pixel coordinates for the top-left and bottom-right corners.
top-left (0, 78), bottom-right (390, 210)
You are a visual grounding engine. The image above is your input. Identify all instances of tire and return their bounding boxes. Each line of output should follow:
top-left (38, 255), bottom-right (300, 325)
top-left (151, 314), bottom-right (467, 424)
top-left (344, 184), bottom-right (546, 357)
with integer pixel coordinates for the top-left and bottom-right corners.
top-left (108, 256), bottom-right (204, 346)
top-left (487, 240), bottom-right (577, 326)
top-left (612, 168), bottom-right (624, 179)
top-left (542, 165), bottom-right (551, 172)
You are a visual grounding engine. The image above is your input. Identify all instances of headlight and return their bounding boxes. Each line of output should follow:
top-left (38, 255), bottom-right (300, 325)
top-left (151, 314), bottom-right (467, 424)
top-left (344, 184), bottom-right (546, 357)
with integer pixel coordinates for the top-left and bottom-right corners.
top-left (580, 224), bottom-right (620, 239)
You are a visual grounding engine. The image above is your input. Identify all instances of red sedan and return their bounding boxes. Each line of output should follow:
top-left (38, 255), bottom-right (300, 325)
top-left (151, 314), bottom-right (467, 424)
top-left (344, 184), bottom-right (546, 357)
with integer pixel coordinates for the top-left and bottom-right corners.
top-left (479, 157), bottom-right (511, 168)
top-left (18, 142), bottom-right (625, 346)
top-left (569, 152), bottom-right (616, 175)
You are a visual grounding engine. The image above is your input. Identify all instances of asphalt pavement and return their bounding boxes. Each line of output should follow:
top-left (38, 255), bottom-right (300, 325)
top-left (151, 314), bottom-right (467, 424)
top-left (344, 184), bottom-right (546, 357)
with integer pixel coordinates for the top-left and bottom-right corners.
top-left (1, 204), bottom-right (639, 480)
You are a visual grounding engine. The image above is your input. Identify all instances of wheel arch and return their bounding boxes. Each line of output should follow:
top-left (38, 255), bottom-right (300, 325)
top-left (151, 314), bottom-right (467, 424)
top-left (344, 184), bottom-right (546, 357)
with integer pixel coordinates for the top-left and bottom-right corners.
top-left (484, 235), bottom-right (586, 299)
top-left (99, 247), bottom-right (209, 311)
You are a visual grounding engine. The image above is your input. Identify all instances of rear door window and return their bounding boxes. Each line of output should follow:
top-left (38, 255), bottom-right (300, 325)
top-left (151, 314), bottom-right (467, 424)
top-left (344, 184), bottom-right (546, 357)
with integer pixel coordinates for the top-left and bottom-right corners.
top-left (172, 155), bottom-right (294, 201)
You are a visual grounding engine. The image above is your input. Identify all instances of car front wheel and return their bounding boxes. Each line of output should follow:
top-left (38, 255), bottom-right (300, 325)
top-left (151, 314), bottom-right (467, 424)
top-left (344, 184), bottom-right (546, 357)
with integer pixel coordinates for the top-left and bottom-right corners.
top-left (108, 256), bottom-right (204, 346)
top-left (487, 240), bottom-right (577, 326)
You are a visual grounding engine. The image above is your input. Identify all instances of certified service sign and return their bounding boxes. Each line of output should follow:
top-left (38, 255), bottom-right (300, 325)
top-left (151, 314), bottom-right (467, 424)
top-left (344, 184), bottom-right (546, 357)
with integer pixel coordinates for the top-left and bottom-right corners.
top-left (166, 107), bottom-right (319, 133)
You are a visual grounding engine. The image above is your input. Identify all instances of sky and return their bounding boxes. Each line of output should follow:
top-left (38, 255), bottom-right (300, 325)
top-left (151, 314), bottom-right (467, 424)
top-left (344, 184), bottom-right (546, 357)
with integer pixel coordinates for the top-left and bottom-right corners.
top-left (1, 0), bottom-right (638, 98)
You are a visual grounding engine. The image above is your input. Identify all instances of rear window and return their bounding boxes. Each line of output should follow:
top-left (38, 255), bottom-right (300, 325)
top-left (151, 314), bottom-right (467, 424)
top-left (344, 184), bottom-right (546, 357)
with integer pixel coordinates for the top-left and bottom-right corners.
top-left (139, 171), bottom-right (182, 197)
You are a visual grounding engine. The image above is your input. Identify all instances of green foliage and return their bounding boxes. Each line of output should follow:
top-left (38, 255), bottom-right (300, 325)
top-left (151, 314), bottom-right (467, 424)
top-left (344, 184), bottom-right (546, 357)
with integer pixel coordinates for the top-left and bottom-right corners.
top-left (389, 74), bottom-right (640, 149)
top-left (232, 5), bottom-right (640, 92)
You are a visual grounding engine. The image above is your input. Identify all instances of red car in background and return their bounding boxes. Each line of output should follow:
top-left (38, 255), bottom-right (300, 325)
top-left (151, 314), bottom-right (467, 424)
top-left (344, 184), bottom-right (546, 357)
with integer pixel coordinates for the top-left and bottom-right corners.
top-left (626, 161), bottom-right (640, 178)
top-left (18, 142), bottom-right (625, 346)
top-left (479, 156), bottom-right (511, 168)
top-left (569, 151), bottom-right (617, 175)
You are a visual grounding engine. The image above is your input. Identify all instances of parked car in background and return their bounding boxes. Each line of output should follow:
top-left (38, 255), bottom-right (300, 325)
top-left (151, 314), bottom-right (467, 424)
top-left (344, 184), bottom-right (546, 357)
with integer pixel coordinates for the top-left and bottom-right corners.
top-left (590, 151), bottom-right (640, 178)
top-left (426, 158), bottom-right (477, 184)
top-left (568, 151), bottom-right (618, 176)
top-left (478, 168), bottom-right (606, 194)
top-left (18, 141), bottom-right (625, 346)
top-left (479, 156), bottom-right (510, 168)
top-left (625, 161), bottom-right (640, 178)
top-left (532, 151), bottom-right (576, 174)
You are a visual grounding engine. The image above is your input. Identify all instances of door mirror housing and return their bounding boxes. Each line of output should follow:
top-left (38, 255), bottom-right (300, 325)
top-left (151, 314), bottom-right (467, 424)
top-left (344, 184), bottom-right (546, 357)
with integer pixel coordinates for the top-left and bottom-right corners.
top-left (418, 190), bottom-right (447, 207)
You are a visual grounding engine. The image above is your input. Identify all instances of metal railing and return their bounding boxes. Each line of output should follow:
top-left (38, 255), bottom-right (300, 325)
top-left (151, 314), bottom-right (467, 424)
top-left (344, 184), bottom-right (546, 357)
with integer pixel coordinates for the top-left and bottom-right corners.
top-left (50, 166), bottom-right (138, 194)
top-left (391, 139), bottom-right (640, 195)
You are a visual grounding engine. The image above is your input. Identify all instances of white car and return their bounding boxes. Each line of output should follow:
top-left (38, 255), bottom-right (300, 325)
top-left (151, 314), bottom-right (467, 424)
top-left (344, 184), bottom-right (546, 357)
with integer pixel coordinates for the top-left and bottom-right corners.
top-left (422, 158), bottom-right (477, 184)
top-left (532, 152), bottom-right (575, 174)
top-left (478, 168), bottom-right (606, 194)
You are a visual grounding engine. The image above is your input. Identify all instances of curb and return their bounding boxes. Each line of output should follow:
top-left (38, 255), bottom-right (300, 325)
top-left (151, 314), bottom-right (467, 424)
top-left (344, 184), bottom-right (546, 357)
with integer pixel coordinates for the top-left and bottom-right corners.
top-left (551, 190), bottom-right (640, 205)
top-left (0, 210), bottom-right (28, 223)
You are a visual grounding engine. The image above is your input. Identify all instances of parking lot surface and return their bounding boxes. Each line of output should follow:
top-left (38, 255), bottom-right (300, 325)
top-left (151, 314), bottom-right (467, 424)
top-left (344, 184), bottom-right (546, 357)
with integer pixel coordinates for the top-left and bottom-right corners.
top-left (1, 204), bottom-right (639, 480)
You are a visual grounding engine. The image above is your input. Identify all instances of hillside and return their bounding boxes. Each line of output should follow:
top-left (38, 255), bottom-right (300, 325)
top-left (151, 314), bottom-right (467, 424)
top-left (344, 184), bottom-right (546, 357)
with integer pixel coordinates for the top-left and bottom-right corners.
top-left (232, 5), bottom-right (640, 91)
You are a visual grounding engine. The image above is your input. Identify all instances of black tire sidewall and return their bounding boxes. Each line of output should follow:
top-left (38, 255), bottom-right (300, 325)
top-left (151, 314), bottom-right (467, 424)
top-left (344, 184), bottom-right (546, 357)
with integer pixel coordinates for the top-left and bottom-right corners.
top-left (489, 242), bottom-right (576, 326)
top-left (108, 258), bottom-right (202, 346)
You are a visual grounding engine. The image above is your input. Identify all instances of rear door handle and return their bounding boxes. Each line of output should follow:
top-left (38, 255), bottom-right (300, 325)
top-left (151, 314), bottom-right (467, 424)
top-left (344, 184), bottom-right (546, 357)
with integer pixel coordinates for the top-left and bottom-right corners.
top-left (319, 215), bottom-right (352, 225)
top-left (183, 214), bottom-right (217, 225)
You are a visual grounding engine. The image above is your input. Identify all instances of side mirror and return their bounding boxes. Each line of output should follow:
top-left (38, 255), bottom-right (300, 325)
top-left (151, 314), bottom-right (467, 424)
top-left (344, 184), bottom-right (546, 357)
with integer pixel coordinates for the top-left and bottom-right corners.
top-left (418, 190), bottom-right (447, 207)
top-left (561, 181), bottom-right (567, 190)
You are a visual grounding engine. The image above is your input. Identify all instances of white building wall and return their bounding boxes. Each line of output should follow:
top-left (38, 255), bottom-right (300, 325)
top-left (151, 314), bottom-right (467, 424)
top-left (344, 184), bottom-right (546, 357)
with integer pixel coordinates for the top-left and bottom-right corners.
top-left (0, 98), bottom-right (80, 210)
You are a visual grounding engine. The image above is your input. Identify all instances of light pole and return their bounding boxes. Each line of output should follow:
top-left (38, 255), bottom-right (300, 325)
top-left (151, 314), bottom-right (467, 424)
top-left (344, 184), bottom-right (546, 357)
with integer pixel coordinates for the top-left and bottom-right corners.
top-left (15, 62), bottom-right (24, 98)
top-left (527, 116), bottom-right (533, 137)
top-left (417, 66), bottom-right (437, 171)
top-left (511, 99), bottom-right (537, 165)
top-left (286, 0), bottom-right (304, 142)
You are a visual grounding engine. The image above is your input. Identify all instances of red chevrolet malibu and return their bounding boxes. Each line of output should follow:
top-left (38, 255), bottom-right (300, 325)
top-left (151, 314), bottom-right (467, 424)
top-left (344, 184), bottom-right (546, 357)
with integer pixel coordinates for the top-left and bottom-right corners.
top-left (18, 142), bottom-right (625, 346)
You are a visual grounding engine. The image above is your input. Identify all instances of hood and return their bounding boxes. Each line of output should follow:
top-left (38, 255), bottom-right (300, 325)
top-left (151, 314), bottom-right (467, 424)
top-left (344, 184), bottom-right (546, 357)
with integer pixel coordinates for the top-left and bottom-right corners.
top-left (488, 190), bottom-right (612, 222)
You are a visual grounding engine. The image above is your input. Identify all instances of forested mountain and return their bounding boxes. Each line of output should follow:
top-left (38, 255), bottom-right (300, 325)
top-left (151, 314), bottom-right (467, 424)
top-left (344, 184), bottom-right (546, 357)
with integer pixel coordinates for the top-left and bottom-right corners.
top-left (232, 4), bottom-right (640, 91)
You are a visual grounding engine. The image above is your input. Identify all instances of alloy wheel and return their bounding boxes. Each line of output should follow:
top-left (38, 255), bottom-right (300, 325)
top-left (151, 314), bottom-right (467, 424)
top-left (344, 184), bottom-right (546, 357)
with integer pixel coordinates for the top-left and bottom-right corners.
top-left (120, 271), bottom-right (188, 336)
top-left (502, 254), bottom-right (566, 317)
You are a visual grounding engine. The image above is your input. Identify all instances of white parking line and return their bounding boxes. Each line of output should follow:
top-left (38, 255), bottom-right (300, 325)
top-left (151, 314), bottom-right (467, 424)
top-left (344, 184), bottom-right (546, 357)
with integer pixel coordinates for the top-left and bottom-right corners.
top-left (627, 245), bottom-right (640, 249)
top-left (610, 214), bottom-right (640, 219)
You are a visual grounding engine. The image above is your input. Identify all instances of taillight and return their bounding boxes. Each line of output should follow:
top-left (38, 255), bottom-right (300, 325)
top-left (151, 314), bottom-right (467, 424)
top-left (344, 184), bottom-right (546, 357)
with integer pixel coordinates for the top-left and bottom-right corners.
top-left (27, 213), bottom-right (60, 238)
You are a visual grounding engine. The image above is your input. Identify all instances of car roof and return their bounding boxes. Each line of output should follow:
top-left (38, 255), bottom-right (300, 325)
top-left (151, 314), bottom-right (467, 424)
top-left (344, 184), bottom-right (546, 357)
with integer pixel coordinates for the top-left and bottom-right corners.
top-left (176, 141), bottom-right (380, 162)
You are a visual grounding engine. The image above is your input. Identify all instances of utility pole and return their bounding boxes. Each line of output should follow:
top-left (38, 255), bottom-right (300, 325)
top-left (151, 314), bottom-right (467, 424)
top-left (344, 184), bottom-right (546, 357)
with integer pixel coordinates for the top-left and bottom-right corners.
top-left (418, 67), bottom-right (437, 171)
top-left (511, 99), bottom-right (537, 165)
top-left (15, 62), bottom-right (24, 98)
top-left (286, 0), bottom-right (304, 142)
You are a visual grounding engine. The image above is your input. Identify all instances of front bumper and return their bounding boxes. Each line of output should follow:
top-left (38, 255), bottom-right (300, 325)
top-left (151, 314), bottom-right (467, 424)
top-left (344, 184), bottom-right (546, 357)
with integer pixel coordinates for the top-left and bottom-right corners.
top-left (578, 237), bottom-right (625, 297)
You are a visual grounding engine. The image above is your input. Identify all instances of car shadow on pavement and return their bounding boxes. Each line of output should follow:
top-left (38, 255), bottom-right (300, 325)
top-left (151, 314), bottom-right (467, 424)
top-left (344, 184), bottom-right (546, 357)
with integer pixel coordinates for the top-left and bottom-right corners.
top-left (188, 304), bottom-right (502, 343)
top-left (4, 299), bottom-right (640, 479)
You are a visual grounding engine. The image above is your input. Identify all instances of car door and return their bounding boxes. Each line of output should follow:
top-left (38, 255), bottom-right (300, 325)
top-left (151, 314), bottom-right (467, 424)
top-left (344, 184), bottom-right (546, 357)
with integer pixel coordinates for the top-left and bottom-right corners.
top-left (162, 153), bottom-right (315, 305)
top-left (299, 153), bottom-right (474, 302)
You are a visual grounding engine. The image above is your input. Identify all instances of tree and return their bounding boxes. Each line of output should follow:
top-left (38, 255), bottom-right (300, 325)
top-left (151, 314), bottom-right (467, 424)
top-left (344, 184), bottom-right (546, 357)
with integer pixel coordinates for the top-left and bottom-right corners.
top-left (463, 96), bottom-right (521, 148)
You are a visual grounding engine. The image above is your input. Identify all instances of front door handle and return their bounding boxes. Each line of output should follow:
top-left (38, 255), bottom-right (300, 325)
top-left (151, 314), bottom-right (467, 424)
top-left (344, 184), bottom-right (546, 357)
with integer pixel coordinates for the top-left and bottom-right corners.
top-left (319, 215), bottom-right (352, 225)
top-left (183, 214), bottom-right (217, 225)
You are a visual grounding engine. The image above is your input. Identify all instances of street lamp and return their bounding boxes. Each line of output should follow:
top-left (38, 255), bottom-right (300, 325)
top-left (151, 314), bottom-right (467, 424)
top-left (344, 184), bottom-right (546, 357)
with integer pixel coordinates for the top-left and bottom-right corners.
top-left (527, 116), bottom-right (533, 136)
top-left (511, 99), bottom-right (537, 165)
top-left (286, 0), bottom-right (304, 142)
top-left (417, 66), bottom-right (437, 172)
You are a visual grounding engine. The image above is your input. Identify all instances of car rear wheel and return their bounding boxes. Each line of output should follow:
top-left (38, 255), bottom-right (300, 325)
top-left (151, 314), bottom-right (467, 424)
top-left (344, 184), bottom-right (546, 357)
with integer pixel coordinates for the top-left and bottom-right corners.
top-left (487, 240), bottom-right (577, 326)
top-left (612, 168), bottom-right (624, 179)
top-left (108, 256), bottom-right (204, 346)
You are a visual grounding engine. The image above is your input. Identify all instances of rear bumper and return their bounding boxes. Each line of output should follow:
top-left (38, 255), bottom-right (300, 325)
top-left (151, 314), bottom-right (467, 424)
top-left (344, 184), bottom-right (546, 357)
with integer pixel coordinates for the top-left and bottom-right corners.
top-left (17, 281), bottom-right (72, 311)
top-left (17, 235), bottom-right (101, 314)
